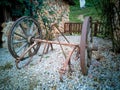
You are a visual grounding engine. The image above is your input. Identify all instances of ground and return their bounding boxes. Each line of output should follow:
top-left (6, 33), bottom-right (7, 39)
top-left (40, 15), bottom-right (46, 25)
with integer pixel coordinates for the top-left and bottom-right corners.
top-left (0, 35), bottom-right (120, 90)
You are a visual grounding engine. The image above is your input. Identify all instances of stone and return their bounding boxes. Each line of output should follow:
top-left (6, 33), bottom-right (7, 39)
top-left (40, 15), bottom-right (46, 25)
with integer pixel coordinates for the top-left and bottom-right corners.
top-left (92, 51), bottom-right (104, 61)
top-left (1, 21), bottom-right (14, 48)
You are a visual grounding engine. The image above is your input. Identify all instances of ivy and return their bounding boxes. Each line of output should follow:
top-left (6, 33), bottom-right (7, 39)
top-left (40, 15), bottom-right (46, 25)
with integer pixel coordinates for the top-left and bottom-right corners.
top-left (91, 0), bottom-right (120, 53)
top-left (22, 0), bottom-right (44, 18)
top-left (0, 0), bottom-right (44, 18)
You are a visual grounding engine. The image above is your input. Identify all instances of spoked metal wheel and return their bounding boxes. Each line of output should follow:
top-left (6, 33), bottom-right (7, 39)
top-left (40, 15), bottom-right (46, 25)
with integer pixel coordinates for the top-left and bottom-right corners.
top-left (80, 17), bottom-right (92, 75)
top-left (8, 16), bottom-right (42, 69)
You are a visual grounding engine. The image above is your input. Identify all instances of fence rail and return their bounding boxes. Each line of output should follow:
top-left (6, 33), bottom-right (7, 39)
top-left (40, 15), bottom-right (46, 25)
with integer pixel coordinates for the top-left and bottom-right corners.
top-left (64, 21), bottom-right (103, 36)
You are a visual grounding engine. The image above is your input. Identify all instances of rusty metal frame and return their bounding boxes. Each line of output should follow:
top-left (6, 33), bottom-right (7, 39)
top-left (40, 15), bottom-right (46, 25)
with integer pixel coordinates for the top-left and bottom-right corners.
top-left (15, 23), bottom-right (80, 71)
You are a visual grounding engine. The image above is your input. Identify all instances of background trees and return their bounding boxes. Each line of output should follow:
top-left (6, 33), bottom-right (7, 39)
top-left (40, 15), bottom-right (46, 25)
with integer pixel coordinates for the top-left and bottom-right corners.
top-left (0, 0), bottom-right (43, 18)
top-left (91, 0), bottom-right (120, 53)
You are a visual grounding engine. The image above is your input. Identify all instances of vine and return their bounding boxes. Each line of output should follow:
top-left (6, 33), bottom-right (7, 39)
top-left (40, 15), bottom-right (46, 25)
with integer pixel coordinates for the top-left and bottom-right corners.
top-left (91, 0), bottom-right (120, 53)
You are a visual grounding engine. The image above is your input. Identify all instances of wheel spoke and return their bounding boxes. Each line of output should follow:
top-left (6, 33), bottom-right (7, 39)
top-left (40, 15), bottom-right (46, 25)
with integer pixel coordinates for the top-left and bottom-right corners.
top-left (30, 45), bottom-right (37, 54)
top-left (32, 29), bottom-right (37, 36)
top-left (14, 32), bottom-right (26, 39)
top-left (16, 42), bottom-right (28, 53)
top-left (33, 46), bottom-right (36, 50)
top-left (26, 20), bottom-right (31, 35)
top-left (19, 24), bottom-right (28, 36)
top-left (29, 22), bottom-right (34, 34)
top-left (13, 39), bottom-right (27, 44)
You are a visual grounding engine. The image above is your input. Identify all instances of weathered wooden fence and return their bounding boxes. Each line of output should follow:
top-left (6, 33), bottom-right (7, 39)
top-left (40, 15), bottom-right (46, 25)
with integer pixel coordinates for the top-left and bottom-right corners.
top-left (64, 21), bottom-right (103, 36)
top-left (64, 22), bottom-right (82, 34)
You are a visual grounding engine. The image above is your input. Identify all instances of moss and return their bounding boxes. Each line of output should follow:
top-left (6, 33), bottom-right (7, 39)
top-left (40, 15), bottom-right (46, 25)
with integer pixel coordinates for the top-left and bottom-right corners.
top-left (44, 56), bottom-right (50, 59)
top-left (29, 80), bottom-right (38, 90)
top-left (0, 62), bottom-right (13, 70)
top-left (30, 63), bottom-right (34, 67)
top-left (96, 34), bottom-right (106, 38)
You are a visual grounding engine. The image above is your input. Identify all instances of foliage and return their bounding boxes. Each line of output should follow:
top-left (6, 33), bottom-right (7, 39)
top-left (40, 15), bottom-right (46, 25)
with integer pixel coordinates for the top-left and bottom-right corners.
top-left (69, 0), bottom-right (100, 22)
top-left (0, 0), bottom-right (44, 18)
top-left (70, 0), bottom-right (120, 53)
top-left (91, 0), bottom-right (120, 53)
top-left (23, 0), bottom-right (43, 17)
top-left (0, 0), bottom-right (11, 6)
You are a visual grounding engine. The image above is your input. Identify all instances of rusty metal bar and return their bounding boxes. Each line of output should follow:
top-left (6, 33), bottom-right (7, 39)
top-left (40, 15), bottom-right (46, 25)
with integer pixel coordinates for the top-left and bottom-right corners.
top-left (16, 41), bottom-right (37, 61)
top-left (39, 42), bottom-right (48, 62)
top-left (16, 38), bottom-right (79, 63)
top-left (61, 46), bottom-right (78, 69)
top-left (34, 39), bottom-right (79, 47)
top-left (59, 46), bottom-right (78, 81)
top-left (52, 23), bottom-right (70, 43)
top-left (56, 37), bottom-right (67, 59)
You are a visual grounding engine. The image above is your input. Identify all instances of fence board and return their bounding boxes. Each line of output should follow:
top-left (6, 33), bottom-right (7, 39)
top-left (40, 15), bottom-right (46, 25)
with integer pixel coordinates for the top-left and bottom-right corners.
top-left (64, 21), bottom-right (102, 36)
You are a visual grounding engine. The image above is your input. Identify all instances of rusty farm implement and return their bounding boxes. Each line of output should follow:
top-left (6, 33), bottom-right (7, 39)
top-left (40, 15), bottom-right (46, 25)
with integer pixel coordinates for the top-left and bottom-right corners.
top-left (7, 16), bottom-right (97, 78)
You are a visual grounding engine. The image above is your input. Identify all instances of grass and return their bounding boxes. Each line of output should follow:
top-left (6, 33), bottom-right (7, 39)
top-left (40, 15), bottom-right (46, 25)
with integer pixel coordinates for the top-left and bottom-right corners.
top-left (0, 62), bottom-right (13, 70)
top-left (29, 80), bottom-right (38, 90)
top-left (69, 4), bottom-right (100, 22)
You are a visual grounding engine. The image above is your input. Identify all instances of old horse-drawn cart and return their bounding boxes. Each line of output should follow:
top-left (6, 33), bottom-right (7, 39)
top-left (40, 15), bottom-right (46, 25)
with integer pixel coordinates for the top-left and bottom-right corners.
top-left (7, 16), bottom-right (97, 77)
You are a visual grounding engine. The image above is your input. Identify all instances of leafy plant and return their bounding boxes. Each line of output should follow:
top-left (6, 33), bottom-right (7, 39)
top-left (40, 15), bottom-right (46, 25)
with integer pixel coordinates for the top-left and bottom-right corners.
top-left (21, 0), bottom-right (44, 17)
top-left (91, 0), bottom-right (120, 53)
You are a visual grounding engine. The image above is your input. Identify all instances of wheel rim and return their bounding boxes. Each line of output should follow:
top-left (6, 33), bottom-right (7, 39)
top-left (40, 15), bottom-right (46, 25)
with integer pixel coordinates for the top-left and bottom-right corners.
top-left (80, 17), bottom-right (92, 75)
top-left (86, 27), bottom-right (92, 67)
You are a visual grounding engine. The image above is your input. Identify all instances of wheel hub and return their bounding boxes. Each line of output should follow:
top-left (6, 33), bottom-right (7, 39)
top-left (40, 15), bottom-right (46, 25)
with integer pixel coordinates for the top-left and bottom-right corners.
top-left (27, 36), bottom-right (34, 43)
